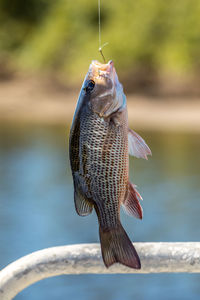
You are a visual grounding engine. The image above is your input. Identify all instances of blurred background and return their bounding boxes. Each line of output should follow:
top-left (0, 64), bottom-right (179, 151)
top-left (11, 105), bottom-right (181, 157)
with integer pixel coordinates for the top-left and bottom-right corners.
top-left (0, 0), bottom-right (200, 299)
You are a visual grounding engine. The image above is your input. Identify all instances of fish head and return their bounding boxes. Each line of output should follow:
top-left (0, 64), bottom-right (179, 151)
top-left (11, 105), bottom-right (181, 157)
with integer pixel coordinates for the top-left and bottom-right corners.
top-left (83, 60), bottom-right (126, 118)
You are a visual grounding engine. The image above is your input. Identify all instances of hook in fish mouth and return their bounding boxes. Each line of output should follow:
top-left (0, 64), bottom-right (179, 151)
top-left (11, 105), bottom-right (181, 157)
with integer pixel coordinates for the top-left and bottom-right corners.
top-left (87, 60), bottom-right (121, 93)
top-left (88, 60), bottom-right (116, 84)
top-left (91, 60), bottom-right (114, 73)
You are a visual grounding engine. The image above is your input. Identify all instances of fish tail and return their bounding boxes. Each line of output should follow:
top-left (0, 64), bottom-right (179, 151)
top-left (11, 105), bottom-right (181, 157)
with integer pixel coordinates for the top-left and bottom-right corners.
top-left (99, 222), bottom-right (141, 269)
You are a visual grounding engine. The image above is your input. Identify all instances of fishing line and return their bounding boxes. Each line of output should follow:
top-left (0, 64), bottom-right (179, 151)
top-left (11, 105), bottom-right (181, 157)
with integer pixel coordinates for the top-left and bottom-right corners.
top-left (98, 0), bottom-right (108, 63)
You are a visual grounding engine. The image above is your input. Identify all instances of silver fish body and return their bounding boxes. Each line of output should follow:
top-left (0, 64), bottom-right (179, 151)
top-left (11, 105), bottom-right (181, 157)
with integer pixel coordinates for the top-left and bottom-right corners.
top-left (69, 60), bottom-right (151, 269)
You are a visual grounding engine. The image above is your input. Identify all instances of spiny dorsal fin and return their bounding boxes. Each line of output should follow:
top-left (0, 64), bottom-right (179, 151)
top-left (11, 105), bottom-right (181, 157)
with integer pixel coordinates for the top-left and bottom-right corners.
top-left (128, 128), bottom-right (152, 160)
top-left (122, 181), bottom-right (143, 219)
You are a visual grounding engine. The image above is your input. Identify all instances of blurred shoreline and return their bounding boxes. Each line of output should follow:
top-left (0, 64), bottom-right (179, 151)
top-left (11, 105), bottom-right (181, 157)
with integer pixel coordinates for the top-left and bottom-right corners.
top-left (0, 77), bottom-right (200, 132)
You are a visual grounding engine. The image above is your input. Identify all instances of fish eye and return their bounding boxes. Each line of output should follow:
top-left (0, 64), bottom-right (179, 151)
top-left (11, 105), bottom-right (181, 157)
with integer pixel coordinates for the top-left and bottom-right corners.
top-left (85, 80), bottom-right (95, 93)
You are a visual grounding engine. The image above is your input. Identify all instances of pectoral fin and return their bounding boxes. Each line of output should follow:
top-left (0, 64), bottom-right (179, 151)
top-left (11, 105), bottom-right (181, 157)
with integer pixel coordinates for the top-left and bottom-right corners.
top-left (128, 128), bottom-right (152, 159)
top-left (74, 187), bottom-right (93, 216)
top-left (122, 181), bottom-right (143, 219)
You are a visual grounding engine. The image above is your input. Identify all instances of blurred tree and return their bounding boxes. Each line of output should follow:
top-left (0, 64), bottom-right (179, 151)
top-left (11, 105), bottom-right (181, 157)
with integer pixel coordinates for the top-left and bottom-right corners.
top-left (0, 0), bottom-right (48, 22)
top-left (0, 0), bottom-right (200, 86)
top-left (0, 0), bottom-right (51, 50)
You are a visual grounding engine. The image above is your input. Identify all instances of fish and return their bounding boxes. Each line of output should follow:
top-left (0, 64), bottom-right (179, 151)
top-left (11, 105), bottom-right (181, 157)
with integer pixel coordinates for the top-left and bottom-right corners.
top-left (69, 60), bottom-right (151, 269)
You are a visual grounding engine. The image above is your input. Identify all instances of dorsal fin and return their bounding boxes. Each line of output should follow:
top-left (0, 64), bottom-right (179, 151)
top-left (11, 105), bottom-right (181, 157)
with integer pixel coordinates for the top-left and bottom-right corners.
top-left (128, 128), bottom-right (152, 160)
top-left (122, 181), bottom-right (143, 219)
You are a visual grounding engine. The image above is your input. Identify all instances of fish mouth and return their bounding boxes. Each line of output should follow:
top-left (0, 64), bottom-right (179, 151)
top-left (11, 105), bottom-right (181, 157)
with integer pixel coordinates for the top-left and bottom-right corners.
top-left (89, 60), bottom-right (114, 78)
top-left (91, 60), bottom-right (114, 72)
top-left (88, 60), bottom-right (118, 88)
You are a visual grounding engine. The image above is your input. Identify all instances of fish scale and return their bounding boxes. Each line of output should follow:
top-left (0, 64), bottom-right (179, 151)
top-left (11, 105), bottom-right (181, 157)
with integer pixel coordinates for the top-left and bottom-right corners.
top-left (79, 107), bottom-right (128, 228)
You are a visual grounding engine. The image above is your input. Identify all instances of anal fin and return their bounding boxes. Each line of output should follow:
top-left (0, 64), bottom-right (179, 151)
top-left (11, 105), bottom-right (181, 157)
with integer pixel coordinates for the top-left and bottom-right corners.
top-left (74, 187), bottom-right (93, 216)
top-left (122, 181), bottom-right (143, 219)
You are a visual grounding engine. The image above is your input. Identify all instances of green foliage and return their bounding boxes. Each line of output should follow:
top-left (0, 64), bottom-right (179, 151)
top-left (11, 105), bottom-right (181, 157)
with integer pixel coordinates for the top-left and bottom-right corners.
top-left (1, 0), bottom-right (200, 81)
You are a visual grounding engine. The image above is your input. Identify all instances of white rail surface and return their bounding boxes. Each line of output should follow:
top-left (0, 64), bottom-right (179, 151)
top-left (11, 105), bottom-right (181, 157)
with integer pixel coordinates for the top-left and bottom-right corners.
top-left (0, 242), bottom-right (200, 300)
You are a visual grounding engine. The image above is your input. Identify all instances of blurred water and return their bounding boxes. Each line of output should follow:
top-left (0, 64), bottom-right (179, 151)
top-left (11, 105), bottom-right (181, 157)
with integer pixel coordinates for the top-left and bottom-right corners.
top-left (0, 123), bottom-right (200, 300)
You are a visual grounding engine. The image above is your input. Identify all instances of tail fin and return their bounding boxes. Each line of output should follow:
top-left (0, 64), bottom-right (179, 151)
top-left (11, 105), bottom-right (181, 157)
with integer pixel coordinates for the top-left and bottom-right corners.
top-left (99, 222), bottom-right (141, 269)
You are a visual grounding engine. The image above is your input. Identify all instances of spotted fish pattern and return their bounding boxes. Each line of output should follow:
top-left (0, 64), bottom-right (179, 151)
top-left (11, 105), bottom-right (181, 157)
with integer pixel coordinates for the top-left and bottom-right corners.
top-left (69, 60), bottom-right (151, 269)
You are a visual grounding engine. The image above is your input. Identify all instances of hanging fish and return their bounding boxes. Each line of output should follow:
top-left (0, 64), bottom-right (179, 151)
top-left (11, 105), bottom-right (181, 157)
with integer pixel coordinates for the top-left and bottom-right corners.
top-left (69, 60), bottom-right (151, 269)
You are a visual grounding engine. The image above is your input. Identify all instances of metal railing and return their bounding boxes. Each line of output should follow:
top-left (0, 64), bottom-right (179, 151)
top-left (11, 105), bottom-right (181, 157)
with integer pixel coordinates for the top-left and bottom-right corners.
top-left (0, 242), bottom-right (200, 300)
